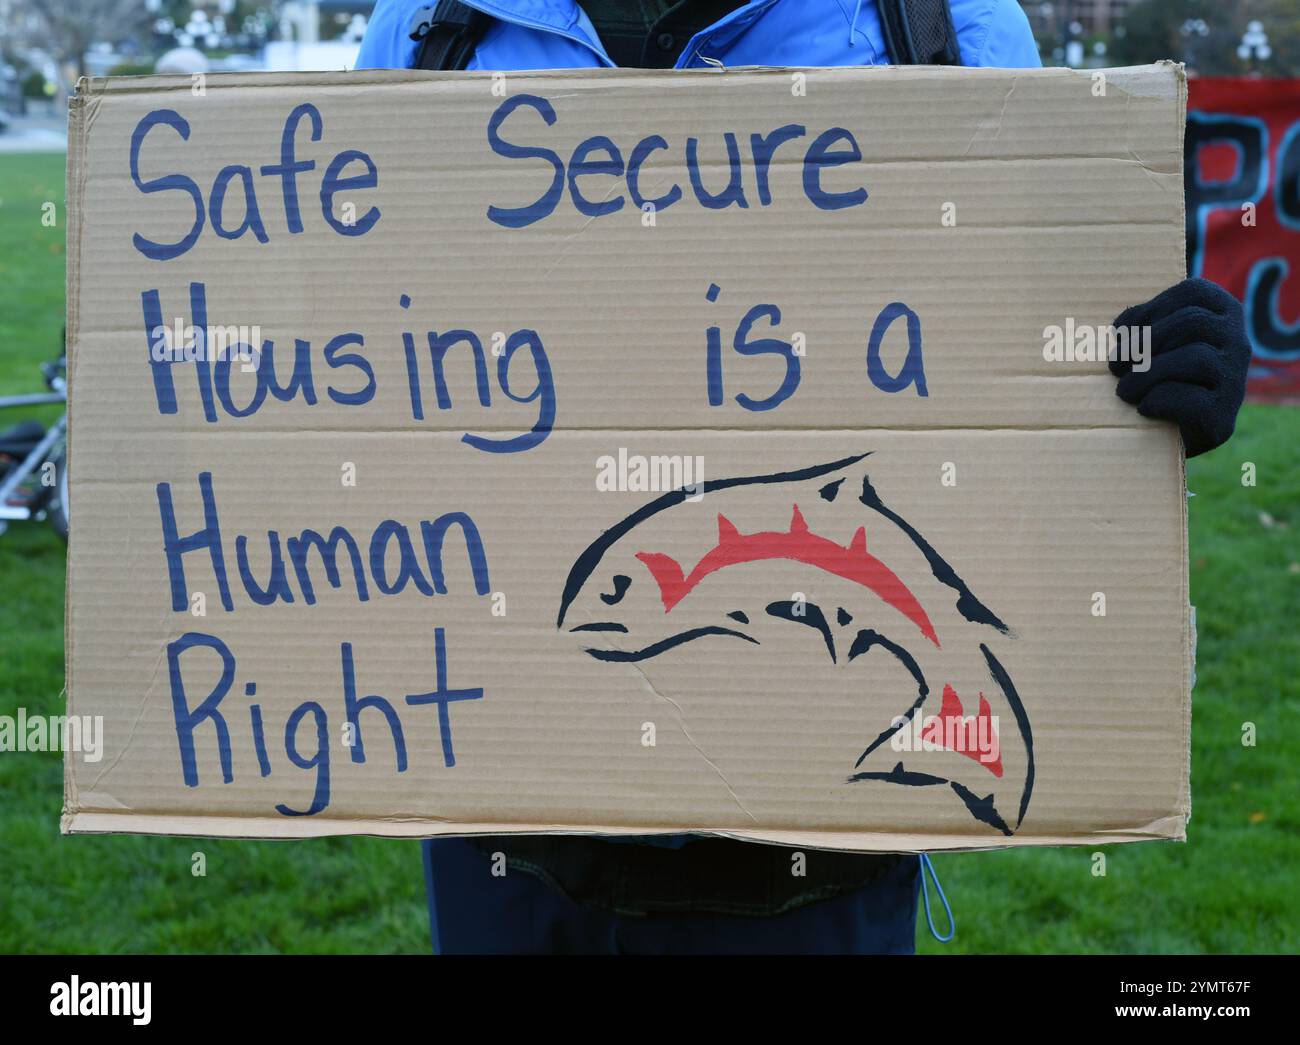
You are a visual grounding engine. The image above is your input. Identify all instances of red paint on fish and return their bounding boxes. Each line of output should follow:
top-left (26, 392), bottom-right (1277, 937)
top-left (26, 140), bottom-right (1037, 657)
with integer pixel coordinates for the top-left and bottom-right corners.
top-left (635, 504), bottom-right (940, 647)
top-left (921, 684), bottom-right (1003, 776)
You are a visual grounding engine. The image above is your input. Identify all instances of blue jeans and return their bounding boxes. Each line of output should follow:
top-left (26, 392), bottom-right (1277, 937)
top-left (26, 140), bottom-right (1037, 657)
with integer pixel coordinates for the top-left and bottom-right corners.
top-left (422, 838), bottom-right (922, 954)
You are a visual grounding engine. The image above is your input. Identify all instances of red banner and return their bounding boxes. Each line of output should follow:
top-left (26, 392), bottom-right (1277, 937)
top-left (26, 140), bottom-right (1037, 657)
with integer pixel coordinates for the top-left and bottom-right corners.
top-left (1188, 77), bottom-right (1300, 402)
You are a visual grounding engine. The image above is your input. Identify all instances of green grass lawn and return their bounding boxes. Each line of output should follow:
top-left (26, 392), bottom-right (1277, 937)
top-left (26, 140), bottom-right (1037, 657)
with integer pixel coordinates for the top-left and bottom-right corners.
top-left (1, 151), bottom-right (1296, 954)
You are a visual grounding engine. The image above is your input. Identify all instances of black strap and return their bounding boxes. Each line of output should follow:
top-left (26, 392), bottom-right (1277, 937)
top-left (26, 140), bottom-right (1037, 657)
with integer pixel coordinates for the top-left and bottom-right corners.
top-left (876, 0), bottom-right (962, 66)
top-left (408, 0), bottom-right (490, 71)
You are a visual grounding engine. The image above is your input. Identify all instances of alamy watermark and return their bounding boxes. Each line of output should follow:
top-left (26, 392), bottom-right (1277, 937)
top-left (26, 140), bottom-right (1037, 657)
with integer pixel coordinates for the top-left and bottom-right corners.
top-left (596, 448), bottom-right (705, 501)
top-left (1043, 319), bottom-right (1151, 372)
top-left (0, 708), bottom-right (103, 762)
top-left (149, 318), bottom-right (262, 370)
top-left (889, 709), bottom-right (1001, 767)
top-left (50, 977), bottom-right (150, 1024)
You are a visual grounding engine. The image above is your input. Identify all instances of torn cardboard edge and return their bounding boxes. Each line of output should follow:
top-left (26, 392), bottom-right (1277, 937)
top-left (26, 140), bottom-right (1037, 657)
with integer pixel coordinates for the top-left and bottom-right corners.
top-left (62, 88), bottom-right (87, 837)
top-left (62, 811), bottom-right (1186, 850)
top-left (74, 60), bottom-right (1185, 97)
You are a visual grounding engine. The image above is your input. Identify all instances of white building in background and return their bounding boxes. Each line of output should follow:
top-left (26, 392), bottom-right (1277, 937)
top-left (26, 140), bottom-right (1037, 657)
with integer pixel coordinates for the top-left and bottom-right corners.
top-left (261, 39), bottom-right (360, 71)
top-left (263, 0), bottom-right (372, 71)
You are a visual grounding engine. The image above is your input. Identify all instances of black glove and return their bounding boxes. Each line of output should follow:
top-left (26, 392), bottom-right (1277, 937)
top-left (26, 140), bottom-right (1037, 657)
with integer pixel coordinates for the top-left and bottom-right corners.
top-left (1109, 277), bottom-right (1250, 457)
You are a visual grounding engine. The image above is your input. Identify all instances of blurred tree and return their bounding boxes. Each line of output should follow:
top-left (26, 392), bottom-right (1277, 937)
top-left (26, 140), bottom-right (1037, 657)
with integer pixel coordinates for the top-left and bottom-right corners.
top-left (1112, 0), bottom-right (1300, 75)
top-left (5, 0), bottom-right (153, 83)
top-left (1110, 0), bottom-right (1238, 73)
top-left (21, 68), bottom-right (49, 98)
top-left (1252, 0), bottom-right (1300, 76)
top-left (150, 0), bottom-right (280, 53)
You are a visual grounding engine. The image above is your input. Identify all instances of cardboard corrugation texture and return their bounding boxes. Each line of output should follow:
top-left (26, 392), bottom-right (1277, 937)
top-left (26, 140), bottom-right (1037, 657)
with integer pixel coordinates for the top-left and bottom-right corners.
top-left (64, 64), bottom-right (1190, 850)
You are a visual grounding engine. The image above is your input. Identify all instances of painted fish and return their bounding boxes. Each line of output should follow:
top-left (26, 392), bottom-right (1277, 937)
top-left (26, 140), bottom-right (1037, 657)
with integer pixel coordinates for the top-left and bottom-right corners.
top-left (557, 452), bottom-right (1035, 836)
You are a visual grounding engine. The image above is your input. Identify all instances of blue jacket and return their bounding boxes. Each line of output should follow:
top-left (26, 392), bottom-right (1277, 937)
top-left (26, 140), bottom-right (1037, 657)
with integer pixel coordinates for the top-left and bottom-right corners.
top-left (364, 0), bottom-right (1041, 935)
top-left (357, 0), bottom-right (1042, 73)
top-left (360, 4), bottom-right (1039, 858)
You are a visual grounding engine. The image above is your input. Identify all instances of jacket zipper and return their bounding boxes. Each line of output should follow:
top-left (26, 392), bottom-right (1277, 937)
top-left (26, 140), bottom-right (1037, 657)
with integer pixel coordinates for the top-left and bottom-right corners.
top-left (675, 0), bottom-right (782, 69)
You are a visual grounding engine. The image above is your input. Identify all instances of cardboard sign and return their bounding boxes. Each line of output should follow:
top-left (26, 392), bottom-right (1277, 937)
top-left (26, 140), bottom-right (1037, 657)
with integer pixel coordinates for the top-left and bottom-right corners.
top-left (64, 63), bottom-right (1191, 850)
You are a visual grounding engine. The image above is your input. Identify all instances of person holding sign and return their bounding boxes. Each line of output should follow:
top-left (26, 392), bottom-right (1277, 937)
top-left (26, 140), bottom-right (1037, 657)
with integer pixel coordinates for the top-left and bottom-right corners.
top-left (356, 0), bottom-right (1251, 954)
